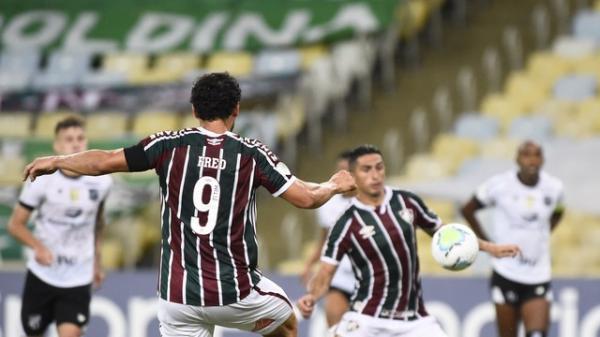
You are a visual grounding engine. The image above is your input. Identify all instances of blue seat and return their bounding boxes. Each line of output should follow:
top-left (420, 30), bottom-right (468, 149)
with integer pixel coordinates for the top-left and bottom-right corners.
top-left (508, 116), bottom-right (553, 142)
top-left (573, 11), bottom-right (600, 42)
top-left (253, 50), bottom-right (301, 77)
top-left (0, 49), bottom-right (41, 93)
top-left (553, 74), bottom-right (597, 101)
top-left (454, 114), bottom-right (500, 141)
top-left (33, 51), bottom-right (92, 89)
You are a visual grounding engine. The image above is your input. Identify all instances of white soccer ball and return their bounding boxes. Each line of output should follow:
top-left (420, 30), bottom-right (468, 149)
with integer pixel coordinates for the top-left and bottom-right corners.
top-left (431, 223), bottom-right (479, 271)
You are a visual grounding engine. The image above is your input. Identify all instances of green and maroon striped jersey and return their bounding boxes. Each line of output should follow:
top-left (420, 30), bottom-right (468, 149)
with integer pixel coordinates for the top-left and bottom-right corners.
top-left (124, 127), bottom-right (296, 306)
top-left (321, 186), bottom-right (442, 320)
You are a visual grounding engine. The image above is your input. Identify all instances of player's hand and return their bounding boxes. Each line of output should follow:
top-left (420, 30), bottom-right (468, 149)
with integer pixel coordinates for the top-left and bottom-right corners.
top-left (23, 156), bottom-right (59, 182)
top-left (34, 245), bottom-right (53, 266)
top-left (297, 294), bottom-right (316, 319)
top-left (93, 258), bottom-right (105, 289)
top-left (486, 243), bottom-right (521, 258)
top-left (330, 170), bottom-right (356, 194)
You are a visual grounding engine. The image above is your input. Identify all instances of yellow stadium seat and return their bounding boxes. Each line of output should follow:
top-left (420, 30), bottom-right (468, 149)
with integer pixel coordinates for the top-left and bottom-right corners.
top-left (276, 94), bottom-right (306, 140)
top-left (478, 138), bottom-right (519, 160)
top-left (103, 53), bottom-right (149, 82)
top-left (572, 55), bottom-right (600, 82)
top-left (181, 113), bottom-right (199, 129)
top-left (205, 52), bottom-right (253, 77)
top-left (34, 111), bottom-right (80, 139)
top-left (422, 198), bottom-right (456, 223)
top-left (578, 99), bottom-right (600, 134)
top-left (533, 99), bottom-right (577, 119)
top-left (431, 133), bottom-right (479, 172)
top-left (299, 45), bottom-right (328, 70)
top-left (101, 238), bottom-right (123, 270)
top-left (480, 94), bottom-right (526, 130)
top-left (0, 155), bottom-right (25, 186)
top-left (526, 52), bottom-right (572, 87)
top-left (131, 111), bottom-right (180, 139)
top-left (155, 53), bottom-right (201, 78)
top-left (504, 72), bottom-right (549, 112)
top-left (85, 112), bottom-right (129, 141)
top-left (404, 154), bottom-right (452, 181)
top-left (0, 112), bottom-right (32, 138)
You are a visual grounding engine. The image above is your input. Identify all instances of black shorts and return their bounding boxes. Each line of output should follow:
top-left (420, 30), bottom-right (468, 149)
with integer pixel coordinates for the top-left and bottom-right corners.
top-left (21, 270), bottom-right (91, 336)
top-left (490, 270), bottom-right (552, 307)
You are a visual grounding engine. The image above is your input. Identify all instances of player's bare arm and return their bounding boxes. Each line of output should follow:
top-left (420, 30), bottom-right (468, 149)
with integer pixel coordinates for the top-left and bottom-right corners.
top-left (300, 228), bottom-right (329, 285)
top-left (93, 201), bottom-right (107, 289)
top-left (297, 262), bottom-right (337, 318)
top-left (550, 208), bottom-right (564, 232)
top-left (281, 170), bottom-right (356, 209)
top-left (7, 204), bottom-right (53, 265)
top-left (478, 239), bottom-right (520, 258)
top-left (24, 149), bottom-right (130, 182)
top-left (460, 197), bottom-right (491, 241)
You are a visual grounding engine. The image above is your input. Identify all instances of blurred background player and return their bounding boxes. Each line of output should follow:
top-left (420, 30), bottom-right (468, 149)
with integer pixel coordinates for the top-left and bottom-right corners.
top-left (8, 116), bottom-right (112, 337)
top-left (461, 140), bottom-right (564, 337)
top-left (298, 144), bottom-right (519, 337)
top-left (22, 72), bottom-right (356, 337)
top-left (301, 150), bottom-right (355, 327)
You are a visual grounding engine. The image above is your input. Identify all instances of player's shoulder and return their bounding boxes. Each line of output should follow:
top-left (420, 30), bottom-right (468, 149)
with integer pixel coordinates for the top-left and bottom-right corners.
top-left (483, 170), bottom-right (513, 188)
top-left (391, 187), bottom-right (423, 203)
top-left (143, 127), bottom-right (204, 147)
top-left (540, 171), bottom-right (563, 191)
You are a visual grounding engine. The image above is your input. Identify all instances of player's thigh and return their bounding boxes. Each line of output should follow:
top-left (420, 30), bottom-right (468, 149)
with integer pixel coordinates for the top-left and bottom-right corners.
top-left (54, 284), bottom-right (92, 332)
top-left (495, 304), bottom-right (520, 337)
top-left (21, 272), bottom-right (56, 336)
top-left (206, 277), bottom-right (295, 336)
top-left (521, 298), bottom-right (550, 331)
top-left (264, 313), bottom-right (297, 337)
top-left (402, 317), bottom-right (448, 337)
top-left (324, 289), bottom-right (351, 327)
top-left (157, 299), bottom-right (214, 337)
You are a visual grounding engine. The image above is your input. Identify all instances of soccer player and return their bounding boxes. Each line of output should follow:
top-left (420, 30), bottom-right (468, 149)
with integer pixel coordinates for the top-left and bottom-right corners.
top-left (301, 150), bottom-right (355, 327)
top-left (297, 144), bottom-right (519, 337)
top-left (22, 72), bottom-right (356, 337)
top-left (460, 140), bottom-right (564, 337)
top-left (8, 116), bottom-right (112, 337)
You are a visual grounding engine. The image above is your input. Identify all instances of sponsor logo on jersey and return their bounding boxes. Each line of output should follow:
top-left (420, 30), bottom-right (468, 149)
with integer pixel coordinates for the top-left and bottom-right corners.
top-left (64, 207), bottom-right (83, 218)
top-left (206, 138), bottom-right (223, 146)
top-left (346, 320), bottom-right (360, 332)
top-left (544, 196), bottom-right (552, 206)
top-left (70, 188), bottom-right (80, 201)
top-left (399, 209), bottom-right (414, 224)
top-left (275, 162), bottom-right (292, 178)
top-left (359, 225), bottom-right (375, 239)
top-left (89, 189), bottom-right (99, 201)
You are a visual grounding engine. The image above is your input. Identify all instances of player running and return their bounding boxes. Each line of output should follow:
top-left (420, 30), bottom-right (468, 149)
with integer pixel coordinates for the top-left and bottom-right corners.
top-left (22, 72), bottom-right (356, 337)
top-left (297, 144), bottom-right (519, 337)
top-left (9, 116), bottom-right (112, 337)
top-left (461, 140), bottom-right (564, 337)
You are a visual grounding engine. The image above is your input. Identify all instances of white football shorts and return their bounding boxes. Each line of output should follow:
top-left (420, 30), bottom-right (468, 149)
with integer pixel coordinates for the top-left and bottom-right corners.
top-left (333, 311), bottom-right (448, 337)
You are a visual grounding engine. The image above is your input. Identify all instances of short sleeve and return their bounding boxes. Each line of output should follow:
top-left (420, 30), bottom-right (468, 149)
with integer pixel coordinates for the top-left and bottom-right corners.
top-left (475, 175), bottom-right (502, 207)
top-left (404, 192), bottom-right (442, 233)
top-left (18, 178), bottom-right (46, 210)
top-left (321, 215), bottom-right (353, 266)
top-left (316, 199), bottom-right (338, 229)
top-left (252, 142), bottom-right (296, 197)
top-left (123, 132), bottom-right (171, 172)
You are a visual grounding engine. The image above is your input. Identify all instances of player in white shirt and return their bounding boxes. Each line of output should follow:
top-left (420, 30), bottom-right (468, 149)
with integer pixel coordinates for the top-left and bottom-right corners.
top-left (301, 151), bottom-right (355, 327)
top-left (461, 140), bottom-right (564, 337)
top-left (8, 116), bottom-right (112, 337)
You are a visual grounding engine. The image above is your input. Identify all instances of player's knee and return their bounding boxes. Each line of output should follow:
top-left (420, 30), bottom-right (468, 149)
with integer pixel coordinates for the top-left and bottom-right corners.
top-left (526, 330), bottom-right (547, 337)
top-left (265, 313), bottom-right (297, 337)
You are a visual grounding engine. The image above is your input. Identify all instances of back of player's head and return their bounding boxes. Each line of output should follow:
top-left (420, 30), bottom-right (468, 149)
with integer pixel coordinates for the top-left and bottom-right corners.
top-left (190, 72), bottom-right (241, 121)
top-left (348, 144), bottom-right (382, 169)
top-left (54, 115), bottom-right (85, 136)
top-left (337, 149), bottom-right (353, 162)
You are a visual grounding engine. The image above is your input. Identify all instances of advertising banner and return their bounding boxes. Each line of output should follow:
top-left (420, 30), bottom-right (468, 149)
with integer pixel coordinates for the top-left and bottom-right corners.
top-left (0, 0), bottom-right (400, 53)
top-left (1, 271), bottom-right (600, 337)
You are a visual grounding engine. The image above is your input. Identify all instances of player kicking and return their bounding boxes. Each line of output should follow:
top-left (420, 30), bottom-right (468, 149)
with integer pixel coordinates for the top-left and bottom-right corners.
top-left (297, 145), bottom-right (519, 337)
top-left (8, 116), bottom-right (112, 337)
top-left (22, 72), bottom-right (356, 337)
top-left (301, 150), bottom-right (355, 327)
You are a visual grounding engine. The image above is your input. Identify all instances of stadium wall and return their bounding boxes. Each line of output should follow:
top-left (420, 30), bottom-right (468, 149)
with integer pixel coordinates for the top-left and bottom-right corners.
top-left (1, 272), bottom-right (600, 337)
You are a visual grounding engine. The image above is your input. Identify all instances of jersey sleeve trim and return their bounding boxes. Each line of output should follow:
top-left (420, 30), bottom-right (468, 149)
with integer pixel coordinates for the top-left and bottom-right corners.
top-left (18, 200), bottom-right (35, 211)
top-left (272, 176), bottom-right (296, 197)
top-left (124, 143), bottom-right (151, 172)
top-left (320, 256), bottom-right (340, 266)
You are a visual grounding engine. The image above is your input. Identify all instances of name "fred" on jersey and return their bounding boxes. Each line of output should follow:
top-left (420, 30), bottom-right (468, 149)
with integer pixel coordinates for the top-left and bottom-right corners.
top-left (198, 156), bottom-right (227, 170)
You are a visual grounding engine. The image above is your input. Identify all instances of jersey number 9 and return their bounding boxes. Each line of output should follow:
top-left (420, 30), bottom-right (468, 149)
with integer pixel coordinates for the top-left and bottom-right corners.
top-left (191, 176), bottom-right (220, 235)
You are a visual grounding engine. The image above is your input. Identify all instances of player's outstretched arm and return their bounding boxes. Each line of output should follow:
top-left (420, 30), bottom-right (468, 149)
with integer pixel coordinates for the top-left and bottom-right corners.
top-left (281, 170), bottom-right (356, 209)
top-left (24, 149), bottom-right (129, 182)
top-left (297, 262), bottom-right (337, 318)
top-left (478, 239), bottom-right (520, 258)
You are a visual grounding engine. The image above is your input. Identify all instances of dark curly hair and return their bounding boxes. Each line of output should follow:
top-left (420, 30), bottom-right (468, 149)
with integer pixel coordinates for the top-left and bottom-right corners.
top-left (190, 72), bottom-right (241, 121)
top-left (54, 115), bottom-right (85, 135)
top-left (348, 144), bottom-right (383, 169)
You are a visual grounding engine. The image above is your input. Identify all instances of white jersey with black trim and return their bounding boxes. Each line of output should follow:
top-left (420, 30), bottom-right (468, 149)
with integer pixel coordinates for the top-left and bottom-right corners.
top-left (476, 170), bottom-right (564, 284)
top-left (19, 171), bottom-right (112, 288)
top-left (317, 194), bottom-right (354, 294)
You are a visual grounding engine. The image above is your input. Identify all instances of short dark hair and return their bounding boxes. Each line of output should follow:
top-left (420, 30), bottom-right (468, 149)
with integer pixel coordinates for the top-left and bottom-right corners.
top-left (337, 149), bottom-right (353, 161)
top-left (348, 144), bottom-right (383, 169)
top-left (190, 72), bottom-right (241, 121)
top-left (55, 115), bottom-right (85, 136)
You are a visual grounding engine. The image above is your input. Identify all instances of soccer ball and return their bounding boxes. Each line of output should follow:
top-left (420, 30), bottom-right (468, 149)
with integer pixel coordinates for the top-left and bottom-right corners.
top-left (431, 223), bottom-right (479, 271)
